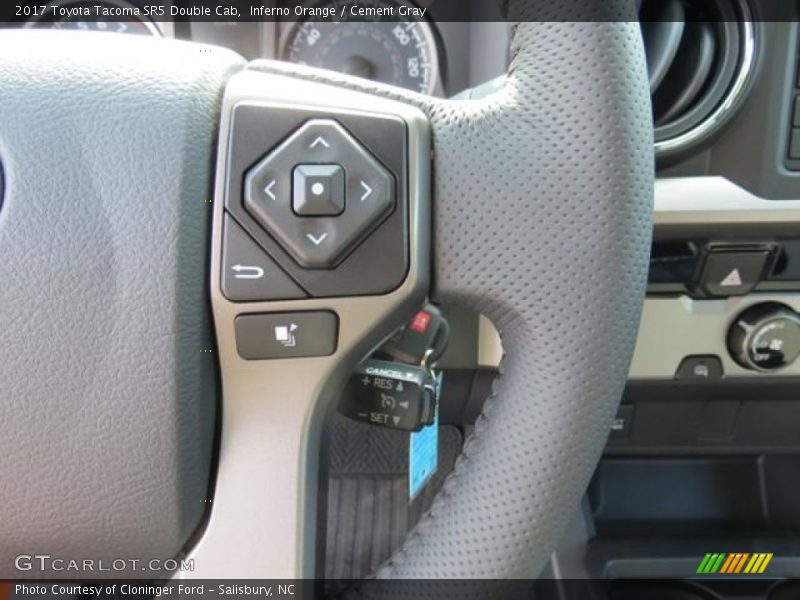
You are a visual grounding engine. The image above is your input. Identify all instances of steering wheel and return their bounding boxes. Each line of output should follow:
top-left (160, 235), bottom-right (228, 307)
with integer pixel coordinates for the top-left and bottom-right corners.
top-left (0, 0), bottom-right (652, 585)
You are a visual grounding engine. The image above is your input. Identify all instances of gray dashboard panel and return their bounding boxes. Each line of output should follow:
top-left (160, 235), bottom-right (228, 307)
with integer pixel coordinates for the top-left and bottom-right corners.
top-left (630, 177), bottom-right (800, 379)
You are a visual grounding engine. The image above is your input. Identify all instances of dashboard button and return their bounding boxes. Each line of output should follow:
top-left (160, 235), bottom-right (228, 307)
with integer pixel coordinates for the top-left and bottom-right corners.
top-left (293, 164), bottom-right (344, 216)
top-left (698, 250), bottom-right (769, 297)
top-left (234, 311), bottom-right (338, 360)
top-left (728, 303), bottom-right (800, 372)
top-left (244, 119), bottom-right (394, 269)
top-left (221, 215), bottom-right (307, 302)
top-left (675, 355), bottom-right (724, 381)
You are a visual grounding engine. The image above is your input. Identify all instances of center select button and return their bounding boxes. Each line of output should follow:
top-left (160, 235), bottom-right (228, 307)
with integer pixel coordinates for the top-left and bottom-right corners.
top-left (293, 164), bottom-right (345, 216)
top-left (234, 311), bottom-right (339, 360)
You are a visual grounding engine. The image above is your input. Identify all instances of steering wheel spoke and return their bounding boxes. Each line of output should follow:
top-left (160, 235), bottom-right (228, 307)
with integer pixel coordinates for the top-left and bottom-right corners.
top-left (185, 69), bottom-right (431, 578)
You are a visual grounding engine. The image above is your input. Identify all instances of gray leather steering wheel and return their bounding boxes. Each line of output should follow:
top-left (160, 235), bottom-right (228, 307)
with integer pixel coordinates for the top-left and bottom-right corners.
top-left (0, 0), bottom-right (652, 584)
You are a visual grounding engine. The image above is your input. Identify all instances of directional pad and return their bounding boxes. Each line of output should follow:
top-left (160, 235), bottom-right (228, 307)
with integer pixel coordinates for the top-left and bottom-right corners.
top-left (244, 119), bottom-right (395, 269)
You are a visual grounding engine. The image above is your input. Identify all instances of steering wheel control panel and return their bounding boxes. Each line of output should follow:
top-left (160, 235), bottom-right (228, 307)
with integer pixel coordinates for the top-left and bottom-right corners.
top-left (222, 104), bottom-right (408, 300)
top-left (242, 119), bottom-right (395, 269)
top-left (202, 68), bottom-right (431, 576)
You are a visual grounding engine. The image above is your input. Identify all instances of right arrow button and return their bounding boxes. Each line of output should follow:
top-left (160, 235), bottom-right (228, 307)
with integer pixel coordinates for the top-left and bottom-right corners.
top-left (360, 180), bottom-right (373, 202)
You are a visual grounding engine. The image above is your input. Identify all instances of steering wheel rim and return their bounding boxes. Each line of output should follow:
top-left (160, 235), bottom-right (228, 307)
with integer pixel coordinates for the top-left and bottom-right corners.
top-left (0, 0), bottom-right (652, 585)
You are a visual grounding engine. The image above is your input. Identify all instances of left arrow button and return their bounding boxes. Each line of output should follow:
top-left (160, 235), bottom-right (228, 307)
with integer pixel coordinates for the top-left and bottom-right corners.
top-left (221, 215), bottom-right (308, 302)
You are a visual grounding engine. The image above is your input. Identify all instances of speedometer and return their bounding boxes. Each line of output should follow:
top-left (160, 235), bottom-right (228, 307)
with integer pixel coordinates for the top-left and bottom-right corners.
top-left (282, 0), bottom-right (441, 95)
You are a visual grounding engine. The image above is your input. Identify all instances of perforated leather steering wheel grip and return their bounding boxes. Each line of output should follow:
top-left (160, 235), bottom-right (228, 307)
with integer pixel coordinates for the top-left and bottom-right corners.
top-left (251, 1), bottom-right (654, 580)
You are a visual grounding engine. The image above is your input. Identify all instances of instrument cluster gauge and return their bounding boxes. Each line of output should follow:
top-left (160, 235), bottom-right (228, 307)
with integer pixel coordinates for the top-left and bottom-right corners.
top-left (282, 0), bottom-right (442, 95)
top-left (28, 0), bottom-right (161, 36)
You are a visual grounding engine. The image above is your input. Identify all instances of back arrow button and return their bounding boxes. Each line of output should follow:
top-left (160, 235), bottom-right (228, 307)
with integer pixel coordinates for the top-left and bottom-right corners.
top-left (221, 216), bottom-right (307, 302)
top-left (231, 264), bottom-right (264, 279)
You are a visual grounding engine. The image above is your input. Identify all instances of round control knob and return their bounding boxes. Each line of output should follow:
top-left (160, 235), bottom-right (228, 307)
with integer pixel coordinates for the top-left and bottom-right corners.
top-left (728, 303), bottom-right (800, 371)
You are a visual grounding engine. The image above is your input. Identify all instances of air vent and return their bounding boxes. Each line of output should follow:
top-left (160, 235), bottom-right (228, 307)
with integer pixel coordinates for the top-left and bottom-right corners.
top-left (640, 0), bottom-right (755, 155)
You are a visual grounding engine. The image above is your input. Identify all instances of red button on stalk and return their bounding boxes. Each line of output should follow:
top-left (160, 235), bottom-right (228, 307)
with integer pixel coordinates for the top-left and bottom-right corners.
top-left (409, 311), bottom-right (432, 334)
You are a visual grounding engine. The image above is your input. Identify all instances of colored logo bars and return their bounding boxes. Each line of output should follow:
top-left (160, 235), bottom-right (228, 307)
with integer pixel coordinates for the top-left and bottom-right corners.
top-left (696, 552), bottom-right (773, 575)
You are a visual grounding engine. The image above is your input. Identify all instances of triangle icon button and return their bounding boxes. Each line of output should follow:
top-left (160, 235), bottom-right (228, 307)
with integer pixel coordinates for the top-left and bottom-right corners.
top-left (720, 268), bottom-right (743, 287)
top-left (700, 251), bottom-right (768, 298)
